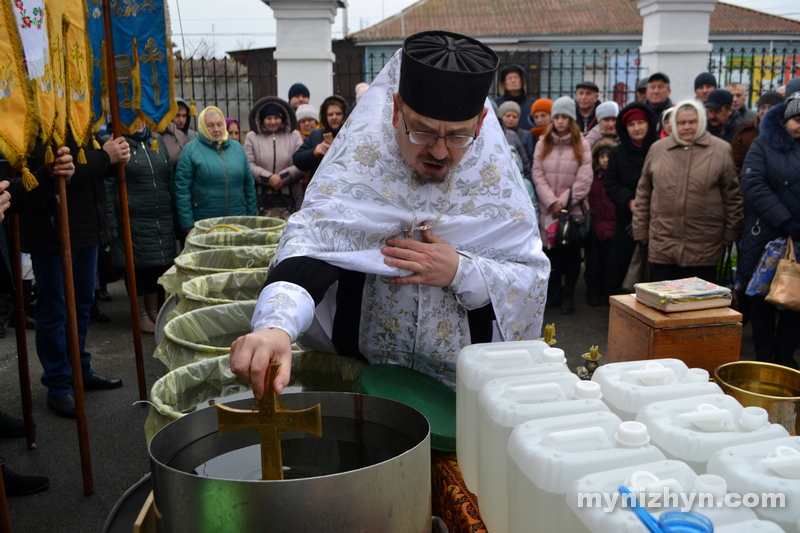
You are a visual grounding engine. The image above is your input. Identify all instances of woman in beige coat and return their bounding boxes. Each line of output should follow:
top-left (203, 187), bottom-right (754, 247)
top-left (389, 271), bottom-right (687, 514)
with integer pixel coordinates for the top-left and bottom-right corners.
top-left (245, 96), bottom-right (305, 219)
top-left (632, 99), bottom-right (743, 282)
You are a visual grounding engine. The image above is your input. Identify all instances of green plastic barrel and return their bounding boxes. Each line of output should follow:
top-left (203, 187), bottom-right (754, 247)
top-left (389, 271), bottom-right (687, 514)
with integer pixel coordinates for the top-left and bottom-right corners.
top-left (182, 230), bottom-right (282, 254)
top-left (158, 247), bottom-right (275, 296)
top-left (168, 270), bottom-right (269, 321)
top-left (188, 216), bottom-right (285, 238)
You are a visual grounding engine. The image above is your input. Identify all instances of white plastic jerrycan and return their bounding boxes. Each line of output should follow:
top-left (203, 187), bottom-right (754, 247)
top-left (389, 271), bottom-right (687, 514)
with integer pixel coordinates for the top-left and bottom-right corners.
top-left (506, 411), bottom-right (665, 533)
top-left (707, 437), bottom-right (800, 531)
top-left (637, 394), bottom-right (789, 474)
top-left (478, 374), bottom-right (608, 533)
top-left (591, 359), bottom-right (722, 421)
top-left (456, 340), bottom-right (566, 492)
top-left (715, 520), bottom-right (786, 532)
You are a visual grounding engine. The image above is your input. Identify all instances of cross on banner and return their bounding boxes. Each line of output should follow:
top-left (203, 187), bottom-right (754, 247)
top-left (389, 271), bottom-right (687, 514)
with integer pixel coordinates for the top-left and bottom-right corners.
top-left (216, 364), bottom-right (323, 480)
top-left (139, 37), bottom-right (163, 105)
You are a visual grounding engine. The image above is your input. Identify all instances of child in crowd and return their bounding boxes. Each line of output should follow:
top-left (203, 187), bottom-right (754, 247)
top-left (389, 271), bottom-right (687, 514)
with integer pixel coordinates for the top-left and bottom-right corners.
top-left (585, 139), bottom-right (617, 306)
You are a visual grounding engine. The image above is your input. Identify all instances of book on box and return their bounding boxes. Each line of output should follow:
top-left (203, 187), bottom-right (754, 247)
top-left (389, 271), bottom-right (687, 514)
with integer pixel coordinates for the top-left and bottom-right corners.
top-left (634, 277), bottom-right (732, 312)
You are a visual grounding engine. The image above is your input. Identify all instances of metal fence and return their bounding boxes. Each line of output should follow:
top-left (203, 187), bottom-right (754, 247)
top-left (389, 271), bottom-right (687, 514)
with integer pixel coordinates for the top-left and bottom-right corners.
top-left (173, 46), bottom-right (799, 130)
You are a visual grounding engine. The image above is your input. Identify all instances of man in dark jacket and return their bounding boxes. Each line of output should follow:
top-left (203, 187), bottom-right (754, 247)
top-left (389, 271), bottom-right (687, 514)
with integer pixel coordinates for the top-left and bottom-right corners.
top-left (22, 136), bottom-right (129, 418)
top-left (644, 72), bottom-right (673, 134)
top-left (575, 81), bottom-right (601, 132)
top-left (292, 95), bottom-right (348, 181)
top-left (706, 89), bottom-right (743, 144)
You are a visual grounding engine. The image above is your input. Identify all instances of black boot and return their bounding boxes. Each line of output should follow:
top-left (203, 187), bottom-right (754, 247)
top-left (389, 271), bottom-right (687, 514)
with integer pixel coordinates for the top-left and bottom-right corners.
top-left (547, 278), bottom-right (562, 308)
top-left (2, 464), bottom-right (49, 496)
top-left (561, 286), bottom-right (575, 315)
top-left (586, 287), bottom-right (603, 307)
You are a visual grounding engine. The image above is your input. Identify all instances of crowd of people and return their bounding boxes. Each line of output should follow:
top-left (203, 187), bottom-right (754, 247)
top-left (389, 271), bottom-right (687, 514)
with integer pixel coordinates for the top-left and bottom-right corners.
top-left (0, 31), bottom-right (799, 497)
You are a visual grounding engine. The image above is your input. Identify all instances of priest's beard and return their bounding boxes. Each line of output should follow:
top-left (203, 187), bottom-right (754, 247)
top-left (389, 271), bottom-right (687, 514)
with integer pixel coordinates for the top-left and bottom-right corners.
top-left (412, 154), bottom-right (454, 185)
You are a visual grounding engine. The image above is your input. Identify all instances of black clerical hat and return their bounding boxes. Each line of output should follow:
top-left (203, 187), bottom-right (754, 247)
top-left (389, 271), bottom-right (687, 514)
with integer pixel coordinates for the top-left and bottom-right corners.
top-left (400, 31), bottom-right (498, 122)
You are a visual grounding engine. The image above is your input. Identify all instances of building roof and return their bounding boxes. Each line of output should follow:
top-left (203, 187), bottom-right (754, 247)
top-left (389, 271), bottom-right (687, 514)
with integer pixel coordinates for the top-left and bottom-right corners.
top-left (352, 0), bottom-right (800, 41)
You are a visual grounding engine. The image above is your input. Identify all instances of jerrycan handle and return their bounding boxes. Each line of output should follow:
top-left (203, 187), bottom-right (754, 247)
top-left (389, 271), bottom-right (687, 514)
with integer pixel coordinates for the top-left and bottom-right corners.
top-left (502, 382), bottom-right (566, 403)
top-left (756, 446), bottom-right (800, 479)
top-left (625, 471), bottom-right (684, 498)
top-left (674, 404), bottom-right (734, 432)
top-left (477, 348), bottom-right (532, 368)
top-left (622, 363), bottom-right (676, 386)
top-left (541, 426), bottom-right (610, 450)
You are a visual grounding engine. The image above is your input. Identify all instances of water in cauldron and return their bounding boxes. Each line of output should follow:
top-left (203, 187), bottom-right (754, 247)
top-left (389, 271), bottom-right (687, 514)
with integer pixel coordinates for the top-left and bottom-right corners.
top-left (168, 418), bottom-right (418, 481)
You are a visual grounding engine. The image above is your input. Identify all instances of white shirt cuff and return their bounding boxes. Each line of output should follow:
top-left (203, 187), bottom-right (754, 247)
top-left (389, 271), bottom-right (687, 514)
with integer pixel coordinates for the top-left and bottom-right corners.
top-left (251, 281), bottom-right (315, 343)
top-left (448, 253), bottom-right (491, 309)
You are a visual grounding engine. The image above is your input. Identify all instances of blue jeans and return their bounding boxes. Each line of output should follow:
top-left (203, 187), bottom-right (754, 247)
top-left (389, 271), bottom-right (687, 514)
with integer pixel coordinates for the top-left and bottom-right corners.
top-left (31, 246), bottom-right (98, 397)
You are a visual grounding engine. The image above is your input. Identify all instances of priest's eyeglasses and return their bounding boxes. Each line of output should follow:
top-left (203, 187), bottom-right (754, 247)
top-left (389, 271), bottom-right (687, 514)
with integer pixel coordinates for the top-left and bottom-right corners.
top-left (400, 106), bottom-right (478, 149)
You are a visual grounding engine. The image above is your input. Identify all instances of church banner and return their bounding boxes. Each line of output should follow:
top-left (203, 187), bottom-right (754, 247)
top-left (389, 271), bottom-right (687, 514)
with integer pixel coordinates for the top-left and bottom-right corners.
top-left (86, 0), bottom-right (176, 135)
top-left (33, 0), bottom-right (66, 149)
top-left (0, 0), bottom-right (38, 169)
top-left (63, 0), bottom-right (93, 151)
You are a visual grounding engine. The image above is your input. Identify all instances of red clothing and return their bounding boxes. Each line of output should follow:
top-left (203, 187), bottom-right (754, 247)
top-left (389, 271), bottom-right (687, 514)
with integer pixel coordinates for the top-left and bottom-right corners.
top-left (589, 169), bottom-right (616, 241)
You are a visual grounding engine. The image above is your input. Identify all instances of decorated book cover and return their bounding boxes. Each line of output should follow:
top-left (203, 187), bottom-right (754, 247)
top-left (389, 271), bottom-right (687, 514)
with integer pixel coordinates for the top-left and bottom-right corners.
top-left (634, 277), bottom-right (732, 312)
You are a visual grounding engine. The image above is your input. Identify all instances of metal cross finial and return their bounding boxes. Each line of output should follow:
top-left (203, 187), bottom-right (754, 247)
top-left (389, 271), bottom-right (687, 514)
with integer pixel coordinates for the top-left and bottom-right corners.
top-left (139, 38), bottom-right (164, 105)
top-left (216, 364), bottom-right (322, 480)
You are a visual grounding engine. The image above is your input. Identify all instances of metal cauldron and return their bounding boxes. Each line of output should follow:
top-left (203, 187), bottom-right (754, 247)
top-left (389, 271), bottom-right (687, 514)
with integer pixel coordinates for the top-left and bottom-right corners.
top-left (149, 391), bottom-right (432, 532)
top-left (715, 361), bottom-right (800, 435)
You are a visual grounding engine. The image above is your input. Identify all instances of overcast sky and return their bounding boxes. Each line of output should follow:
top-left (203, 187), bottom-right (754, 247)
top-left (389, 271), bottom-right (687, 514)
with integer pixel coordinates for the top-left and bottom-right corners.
top-left (166, 0), bottom-right (800, 58)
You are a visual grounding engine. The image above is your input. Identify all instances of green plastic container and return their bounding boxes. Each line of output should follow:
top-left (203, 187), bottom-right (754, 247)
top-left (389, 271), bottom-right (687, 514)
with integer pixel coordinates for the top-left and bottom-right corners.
top-left (354, 364), bottom-right (455, 451)
top-left (183, 230), bottom-right (282, 254)
top-left (188, 216), bottom-right (285, 238)
top-left (168, 270), bottom-right (269, 321)
top-left (158, 247), bottom-right (275, 296)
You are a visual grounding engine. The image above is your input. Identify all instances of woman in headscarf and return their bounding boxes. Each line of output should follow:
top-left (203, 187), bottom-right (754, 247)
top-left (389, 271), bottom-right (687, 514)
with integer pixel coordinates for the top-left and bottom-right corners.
top-left (738, 94), bottom-right (800, 369)
top-left (293, 95), bottom-right (348, 180)
top-left (106, 122), bottom-right (174, 333)
top-left (244, 96), bottom-right (304, 219)
top-left (603, 101), bottom-right (658, 294)
top-left (632, 99), bottom-right (743, 282)
top-left (174, 106), bottom-right (256, 232)
top-left (226, 118), bottom-right (242, 144)
top-left (532, 96), bottom-right (593, 314)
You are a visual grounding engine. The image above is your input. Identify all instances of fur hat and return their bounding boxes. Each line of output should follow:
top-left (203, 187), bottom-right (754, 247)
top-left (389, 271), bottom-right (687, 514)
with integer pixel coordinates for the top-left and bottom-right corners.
top-left (498, 101), bottom-right (521, 117)
top-left (550, 96), bottom-right (577, 122)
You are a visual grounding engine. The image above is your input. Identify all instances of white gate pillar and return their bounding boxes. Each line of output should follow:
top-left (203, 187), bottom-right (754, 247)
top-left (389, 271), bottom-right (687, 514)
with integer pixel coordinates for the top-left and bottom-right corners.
top-left (637, 0), bottom-right (719, 101)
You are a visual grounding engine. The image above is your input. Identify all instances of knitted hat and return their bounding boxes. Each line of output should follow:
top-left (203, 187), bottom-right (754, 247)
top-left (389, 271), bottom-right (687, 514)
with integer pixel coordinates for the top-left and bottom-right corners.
top-left (694, 72), bottom-right (717, 90)
top-left (785, 93), bottom-right (800, 123)
top-left (498, 101), bottom-right (521, 117)
top-left (259, 103), bottom-right (285, 122)
top-left (705, 89), bottom-right (733, 110)
top-left (596, 101), bottom-right (619, 121)
top-left (621, 107), bottom-right (647, 125)
top-left (530, 98), bottom-right (552, 117)
top-left (550, 96), bottom-right (576, 121)
top-left (755, 91), bottom-right (784, 108)
top-left (785, 77), bottom-right (800, 98)
top-left (295, 104), bottom-right (318, 123)
top-left (288, 83), bottom-right (310, 99)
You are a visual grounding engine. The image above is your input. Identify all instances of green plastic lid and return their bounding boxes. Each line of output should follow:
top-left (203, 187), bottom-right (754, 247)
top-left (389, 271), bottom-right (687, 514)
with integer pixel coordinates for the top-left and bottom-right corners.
top-left (353, 364), bottom-right (456, 452)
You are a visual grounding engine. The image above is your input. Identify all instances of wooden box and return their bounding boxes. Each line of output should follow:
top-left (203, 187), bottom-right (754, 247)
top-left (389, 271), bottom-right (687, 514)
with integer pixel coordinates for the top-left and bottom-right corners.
top-left (607, 294), bottom-right (742, 374)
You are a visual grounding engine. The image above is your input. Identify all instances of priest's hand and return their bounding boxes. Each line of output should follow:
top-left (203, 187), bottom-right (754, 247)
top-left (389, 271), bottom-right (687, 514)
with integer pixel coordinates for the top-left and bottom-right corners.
top-left (382, 228), bottom-right (459, 287)
top-left (229, 328), bottom-right (292, 399)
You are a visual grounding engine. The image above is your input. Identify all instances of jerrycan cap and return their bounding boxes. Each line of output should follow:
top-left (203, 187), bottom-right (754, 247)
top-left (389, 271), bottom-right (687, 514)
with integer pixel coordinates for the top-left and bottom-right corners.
top-left (541, 347), bottom-right (566, 364)
top-left (685, 368), bottom-right (710, 383)
top-left (572, 381), bottom-right (602, 400)
top-left (757, 445), bottom-right (800, 479)
top-left (739, 406), bottom-right (769, 430)
top-left (615, 421), bottom-right (650, 447)
top-left (694, 474), bottom-right (727, 498)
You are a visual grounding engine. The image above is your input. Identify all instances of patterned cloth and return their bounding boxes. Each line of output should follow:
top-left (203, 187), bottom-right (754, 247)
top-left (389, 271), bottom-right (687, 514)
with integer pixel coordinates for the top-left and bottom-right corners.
top-left (12, 0), bottom-right (47, 79)
top-left (431, 452), bottom-right (487, 533)
top-left (251, 49), bottom-right (550, 388)
top-left (745, 237), bottom-right (800, 296)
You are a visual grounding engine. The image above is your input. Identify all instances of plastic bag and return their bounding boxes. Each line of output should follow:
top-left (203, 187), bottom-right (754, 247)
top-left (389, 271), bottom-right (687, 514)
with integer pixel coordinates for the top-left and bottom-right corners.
top-left (158, 247), bottom-right (275, 296)
top-left (168, 270), bottom-right (269, 321)
top-left (745, 237), bottom-right (800, 296)
top-left (183, 230), bottom-right (282, 255)
top-left (187, 216), bottom-right (285, 238)
top-left (153, 301), bottom-right (256, 371)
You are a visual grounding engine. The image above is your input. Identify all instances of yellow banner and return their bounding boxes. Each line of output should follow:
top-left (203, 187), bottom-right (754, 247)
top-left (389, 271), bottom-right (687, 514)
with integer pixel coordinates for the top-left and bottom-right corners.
top-left (0, 1), bottom-right (39, 169)
top-left (63, 0), bottom-right (93, 149)
top-left (34, 0), bottom-right (67, 148)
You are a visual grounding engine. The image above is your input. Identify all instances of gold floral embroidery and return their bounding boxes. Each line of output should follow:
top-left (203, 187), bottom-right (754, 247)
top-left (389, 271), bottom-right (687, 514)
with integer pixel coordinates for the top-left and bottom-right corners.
top-left (354, 141), bottom-right (381, 168)
top-left (479, 162), bottom-right (501, 188)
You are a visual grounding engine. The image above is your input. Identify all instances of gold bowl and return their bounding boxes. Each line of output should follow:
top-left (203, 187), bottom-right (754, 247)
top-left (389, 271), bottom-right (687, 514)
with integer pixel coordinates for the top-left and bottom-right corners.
top-left (714, 361), bottom-right (800, 435)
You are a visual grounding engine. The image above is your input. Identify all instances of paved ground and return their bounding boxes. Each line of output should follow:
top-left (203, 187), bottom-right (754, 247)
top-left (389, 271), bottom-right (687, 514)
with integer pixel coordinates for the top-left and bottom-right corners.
top-left (0, 278), bottom-right (758, 532)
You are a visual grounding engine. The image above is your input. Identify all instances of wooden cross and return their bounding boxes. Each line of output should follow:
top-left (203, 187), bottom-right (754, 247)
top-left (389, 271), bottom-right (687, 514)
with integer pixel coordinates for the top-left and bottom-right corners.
top-left (139, 38), bottom-right (164, 105)
top-left (216, 364), bottom-right (322, 480)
